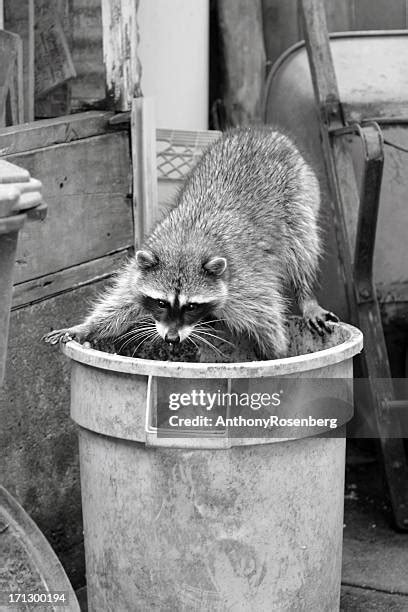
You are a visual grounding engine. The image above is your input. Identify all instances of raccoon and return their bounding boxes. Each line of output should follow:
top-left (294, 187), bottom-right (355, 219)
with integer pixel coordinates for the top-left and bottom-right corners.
top-left (44, 126), bottom-right (338, 358)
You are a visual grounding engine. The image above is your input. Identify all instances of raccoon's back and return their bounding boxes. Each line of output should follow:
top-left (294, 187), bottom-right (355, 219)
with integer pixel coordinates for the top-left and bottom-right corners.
top-left (178, 126), bottom-right (318, 223)
top-left (147, 126), bottom-right (320, 266)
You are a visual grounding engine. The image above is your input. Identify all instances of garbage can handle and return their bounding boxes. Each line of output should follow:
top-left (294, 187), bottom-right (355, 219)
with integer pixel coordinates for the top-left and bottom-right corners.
top-left (144, 375), bottom-right (233, 449)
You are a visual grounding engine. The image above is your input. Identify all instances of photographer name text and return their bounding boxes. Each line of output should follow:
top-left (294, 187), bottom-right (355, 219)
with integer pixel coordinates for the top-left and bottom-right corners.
top-left (168, 415), bottom-right (338, 429)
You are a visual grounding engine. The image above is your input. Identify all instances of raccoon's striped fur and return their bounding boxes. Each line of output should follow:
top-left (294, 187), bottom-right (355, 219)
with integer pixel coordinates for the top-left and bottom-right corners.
top-left (44, 126), bottom-right (338, 358)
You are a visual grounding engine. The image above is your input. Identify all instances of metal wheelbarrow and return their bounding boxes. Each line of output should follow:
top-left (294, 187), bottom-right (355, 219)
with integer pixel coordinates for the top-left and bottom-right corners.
top-left (264, 0), bottom-right (408, 529)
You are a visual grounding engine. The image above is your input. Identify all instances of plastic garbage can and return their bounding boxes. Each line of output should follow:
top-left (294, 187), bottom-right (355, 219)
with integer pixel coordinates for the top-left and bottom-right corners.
top-left (62, 318), bottom-right (362, 611)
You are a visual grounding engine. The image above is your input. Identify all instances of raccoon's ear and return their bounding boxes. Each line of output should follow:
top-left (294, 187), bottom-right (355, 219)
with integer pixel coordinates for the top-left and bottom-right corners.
top-left (135, 250), bottom-right (158, 270)
top-left (203, 256), bottom-right (227, 276)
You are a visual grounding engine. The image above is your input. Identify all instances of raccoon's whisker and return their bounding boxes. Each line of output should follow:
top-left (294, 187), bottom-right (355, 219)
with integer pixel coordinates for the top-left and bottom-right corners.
top-left (115, 325), bottom-right (156, 342)
top-left (190, 332), bottom-right (226, 358)
top-left (117, 331), bottom-right (151, 346)
top-left (132, 332), bottom-right (157, 357)
top-left (117, 329), bottom-right (154, 346)
top-left (119, 337), bottom-right (143, 352)
top-left (120, 332), bottom-right (154, 349)
top-left (196, 323), bottom-right (225, 332)
top-left (187, 336), bottom-right (199, 349)
top-left (196, 329), bottom-right (235, 347)
top-left (118, 329), bottom-right (156, 351)
top-left (126, 329), bottom-right (161, 350)
top-left (131, 334), bottom-right (157, 357)
top-left (193, 336), bottom-right (226, 359)
top-left (195, 319), bottom-right (229, 332)
top-left (125, 325), bottom-right (156, 334)
top-left (123, 327), bottom-right (156, 338)
top-left (200, 318), bottom-right (228, 326)
top-left (193, 328), bottom-right (235, 347)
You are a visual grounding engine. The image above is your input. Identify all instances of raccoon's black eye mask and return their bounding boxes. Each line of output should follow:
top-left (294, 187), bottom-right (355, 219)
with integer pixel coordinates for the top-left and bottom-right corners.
top-left (156, 299), bottom-right (196, 311)
top-left (141, 296), bottom-right (213, 323)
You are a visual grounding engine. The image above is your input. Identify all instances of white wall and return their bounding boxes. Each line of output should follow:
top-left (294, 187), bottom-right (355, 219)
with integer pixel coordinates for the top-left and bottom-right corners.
top-left (138, 0), bottom-right (209, 130)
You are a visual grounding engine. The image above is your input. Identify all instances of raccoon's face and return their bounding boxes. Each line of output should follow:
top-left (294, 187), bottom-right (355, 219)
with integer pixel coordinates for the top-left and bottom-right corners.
top-left (135, 250), bottom-right (228, 344)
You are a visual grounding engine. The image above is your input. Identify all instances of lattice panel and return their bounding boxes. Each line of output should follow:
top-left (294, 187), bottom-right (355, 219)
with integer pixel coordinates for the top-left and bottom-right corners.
top-left (156, 129), bottom-right (221, 180)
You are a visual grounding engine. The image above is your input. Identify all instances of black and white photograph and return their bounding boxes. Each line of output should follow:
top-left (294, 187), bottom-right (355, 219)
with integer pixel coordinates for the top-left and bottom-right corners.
top-left (0, 0), bottom-right (407, 610)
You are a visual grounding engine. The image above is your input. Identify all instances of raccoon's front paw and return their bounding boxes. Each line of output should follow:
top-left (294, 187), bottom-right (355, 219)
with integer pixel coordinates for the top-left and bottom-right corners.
top-left (303, 305), bottom-right (339, 336)
top-left (42, 325), bottom-right (88, 345)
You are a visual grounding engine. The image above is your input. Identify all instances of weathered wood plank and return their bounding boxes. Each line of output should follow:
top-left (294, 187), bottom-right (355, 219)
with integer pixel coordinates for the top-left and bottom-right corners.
top-left (6, 131), bottom-right (132, 284)
top-left (131, 97), bottom-right (158, 249)
top-left (0, 29), bottom-right (23, 127)
top-left (12, 249), bottom-right (129, 309)
top-left (0, 111), bottom-right (115, 156)
top-left (34, 0), bottom-right (76, 98)
top-left (70, 0), bottom-right (105, 110)
top-left (331, 136), bottom-right (360, 256)
top-left (34, 0), bottom-right (73, 118)
top-left (218, 0), bottom-right (266, 125)
top-left (101, 0), bottom-right (142, 110)
top-left (300, 0), bottom-right (342, 124)
top-left (4, 0), bottom-right (34, 122)
top-left (0, 226), bottom-right (20, 385)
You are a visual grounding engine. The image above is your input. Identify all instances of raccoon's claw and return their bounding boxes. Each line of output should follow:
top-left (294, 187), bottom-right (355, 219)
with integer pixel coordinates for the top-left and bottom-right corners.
top-left (304, 306), bottom-right (339, 336)
top-left (42, 326), bottom-right (88, 345)
top-left (42, 329), bottom-right (74, 345)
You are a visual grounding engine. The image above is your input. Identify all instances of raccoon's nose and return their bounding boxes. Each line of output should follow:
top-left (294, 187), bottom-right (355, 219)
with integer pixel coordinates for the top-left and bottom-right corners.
top-left (165, 330), bottom-right (180, 344)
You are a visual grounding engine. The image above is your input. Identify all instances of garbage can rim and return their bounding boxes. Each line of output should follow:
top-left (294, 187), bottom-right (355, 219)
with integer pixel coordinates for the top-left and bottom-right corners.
top-left (61, 321), bottom-right (363, 378)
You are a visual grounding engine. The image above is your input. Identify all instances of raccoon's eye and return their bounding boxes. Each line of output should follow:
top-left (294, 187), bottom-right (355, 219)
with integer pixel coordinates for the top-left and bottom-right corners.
top-left (157, 300), bottom-right (167, 309)
top-left (186, 303), bottom-right (197, 311)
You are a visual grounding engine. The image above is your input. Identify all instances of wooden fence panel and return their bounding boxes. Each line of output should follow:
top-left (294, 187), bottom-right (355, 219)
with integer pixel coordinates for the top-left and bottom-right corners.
top-left (6, 131), bottom-right (132, 284)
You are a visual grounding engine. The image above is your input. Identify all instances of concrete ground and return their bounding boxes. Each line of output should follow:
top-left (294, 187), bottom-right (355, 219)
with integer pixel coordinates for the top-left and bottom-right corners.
top-left (76, 442), bottom-right (408, 611)
top-left (340, 442), bottom-right (408, 611)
